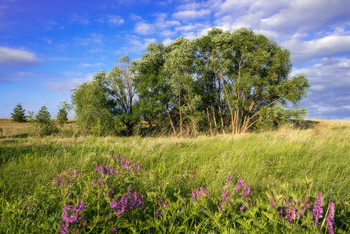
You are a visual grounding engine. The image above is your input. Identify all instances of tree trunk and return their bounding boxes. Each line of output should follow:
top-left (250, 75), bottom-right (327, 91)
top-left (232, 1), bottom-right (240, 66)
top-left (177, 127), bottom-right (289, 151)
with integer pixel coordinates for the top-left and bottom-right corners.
top-left (211, 106), bottom-right (218, 133)
top-left (206, 107), bottom-right (213, 136)
top-left (164, 103), bottom-right (176, 135)
top-left (178, 88), bottom-right (182, 137)
top-left (220, 68), bottom-right (234, 134)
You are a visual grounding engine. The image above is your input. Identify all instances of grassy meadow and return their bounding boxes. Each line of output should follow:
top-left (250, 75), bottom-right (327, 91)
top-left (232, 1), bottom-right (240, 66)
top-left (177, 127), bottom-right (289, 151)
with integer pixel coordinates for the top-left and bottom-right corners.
top-left (0, 118), bottom-right (350, 232)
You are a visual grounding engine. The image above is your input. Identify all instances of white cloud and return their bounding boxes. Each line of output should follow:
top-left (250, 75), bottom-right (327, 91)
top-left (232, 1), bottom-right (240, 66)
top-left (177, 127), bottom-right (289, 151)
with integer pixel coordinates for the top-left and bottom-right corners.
top-left (46, 73), bottom-right (93, 92)
top-left (172, 9), bottom-right (211, 20)
top-left (0, 47), bottom-right (40, 66)
top-left (283, 34), bottom-right (350, 64)
top-left (162, 38), bottom-right (173, 46)
top-left (80, 63), bottom-right (103, 68)
top-left (134, 22), bottom-right (155, 35)
top-left (71, 15), bottom-right (89, 25)
top-left (105, 15), bottom-right (125, 26)
top-left (75, 34), bottom-right (104, 46)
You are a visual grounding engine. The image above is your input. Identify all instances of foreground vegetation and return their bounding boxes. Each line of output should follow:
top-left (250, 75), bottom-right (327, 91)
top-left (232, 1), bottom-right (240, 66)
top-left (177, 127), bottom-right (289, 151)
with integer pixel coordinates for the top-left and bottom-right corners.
top-left (0, 119), bottom-right (350, 232)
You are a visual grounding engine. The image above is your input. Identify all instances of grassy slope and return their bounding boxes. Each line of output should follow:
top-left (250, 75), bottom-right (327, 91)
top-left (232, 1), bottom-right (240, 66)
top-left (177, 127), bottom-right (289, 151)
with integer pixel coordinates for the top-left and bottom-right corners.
top-left (1, 119), bottom-right (349, 206)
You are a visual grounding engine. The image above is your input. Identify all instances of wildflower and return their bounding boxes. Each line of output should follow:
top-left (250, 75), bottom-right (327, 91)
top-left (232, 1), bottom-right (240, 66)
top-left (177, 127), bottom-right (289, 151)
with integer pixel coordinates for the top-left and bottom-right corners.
top-left (243, 185), bottom-right (251, 198)
top-left (122, 155), bottom-right (126, 166)
top-left (327, 201), bottom-right (335, 234)
top-left (311, 192), bottom-right (323, 227)
top-left (226, 174), bottom-right (233, 185)
top-left (108, 167), bottom-right (113, 176)
top-left (240, 185), bottom-right (247, 196)
top-left (235, 178), bottom-right (244, 193)
top-left (240, 204), bottom-right (246, 212)
top-left (55, 176), bottom-right (58, 186)
top-left (93, 179), bottom-right (98, 190)
top-left (135, 165), bottom-right (140, 173)
top-left (278, 207), bottom-right (284, 218)
top-left (60, 174), bottom-right (64, 187)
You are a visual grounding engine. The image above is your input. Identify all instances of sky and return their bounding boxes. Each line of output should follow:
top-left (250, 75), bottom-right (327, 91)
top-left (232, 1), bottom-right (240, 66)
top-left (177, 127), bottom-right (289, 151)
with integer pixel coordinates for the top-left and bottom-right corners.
top-left (0, 0), bottom-right (350, 120)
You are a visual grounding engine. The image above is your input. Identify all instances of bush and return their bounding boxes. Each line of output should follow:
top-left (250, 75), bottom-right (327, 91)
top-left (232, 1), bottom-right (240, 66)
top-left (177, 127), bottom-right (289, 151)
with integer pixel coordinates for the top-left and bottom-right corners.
top-left (11, 103), bottom-right (27, 122)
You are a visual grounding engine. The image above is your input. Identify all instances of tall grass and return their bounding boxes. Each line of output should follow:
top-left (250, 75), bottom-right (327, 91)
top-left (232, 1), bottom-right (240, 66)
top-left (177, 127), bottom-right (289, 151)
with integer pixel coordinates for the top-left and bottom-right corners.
top-left (0, 119), bottom-right (349, 232)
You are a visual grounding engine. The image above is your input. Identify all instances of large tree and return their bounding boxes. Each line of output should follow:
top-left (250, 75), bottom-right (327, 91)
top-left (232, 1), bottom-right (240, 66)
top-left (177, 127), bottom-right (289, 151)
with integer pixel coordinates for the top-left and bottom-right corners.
top-left (134, 43), bottom-right (176, 135)
top-left (71, 71), bottom-right (114, 135)
top-left (104, 56), bottom-right (139, 136)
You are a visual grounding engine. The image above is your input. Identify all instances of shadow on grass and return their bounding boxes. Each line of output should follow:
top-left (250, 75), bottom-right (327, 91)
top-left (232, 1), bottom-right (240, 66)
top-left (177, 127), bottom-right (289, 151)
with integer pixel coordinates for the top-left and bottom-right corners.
top-left (290, 119), bottom-right (320, 130)
top-left (0, 133), bottom-right (29, 139)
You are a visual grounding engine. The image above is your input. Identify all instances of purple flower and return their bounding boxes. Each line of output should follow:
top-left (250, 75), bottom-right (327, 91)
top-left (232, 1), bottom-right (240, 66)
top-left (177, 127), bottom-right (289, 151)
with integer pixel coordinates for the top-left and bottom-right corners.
top-left (240, 204), bottom-right (246, 212)
top-left (122, 155), bottom-right (126, 166)
top-left (327, 201), bottom-right (335, 234)
top-left (55, 176), bottom-right (58, 186)
top-left (108, 167), bottom-right (113, 176)
top-left (235, 178), bottom-right (244, 193)
top-left (240, 185), bottom-right (247, 196)
top-left (226, 174), bottom-right (233, 184)
top-left (135, 165), bottom-right (140, 173)
top-left (93, 179), bottom-right (98, 190)
top-left (60, 199), bottom-right (86, 233)
top-left (311, 192), bottom-right (323, 227)
top-left (60, 174), bottom-right (64, 187)
top-left (278, 207), bottom-right (284, 218)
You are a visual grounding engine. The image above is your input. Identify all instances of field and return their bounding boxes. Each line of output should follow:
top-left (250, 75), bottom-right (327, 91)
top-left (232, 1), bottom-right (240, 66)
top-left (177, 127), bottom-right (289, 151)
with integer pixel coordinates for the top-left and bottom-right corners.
top-left (0, 118), bottom-right (350, 232)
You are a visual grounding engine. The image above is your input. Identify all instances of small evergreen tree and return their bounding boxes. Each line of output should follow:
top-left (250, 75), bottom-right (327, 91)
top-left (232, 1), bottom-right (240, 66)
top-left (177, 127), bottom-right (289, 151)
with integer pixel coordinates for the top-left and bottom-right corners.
top-left (11, 103), bottom-right (27, 122)
top-left (35, 106), bottom-right (58, 136)
top-left (36, 106), bottom-right (51, 124)
top-left (57, 107), bottom-right (68, 126)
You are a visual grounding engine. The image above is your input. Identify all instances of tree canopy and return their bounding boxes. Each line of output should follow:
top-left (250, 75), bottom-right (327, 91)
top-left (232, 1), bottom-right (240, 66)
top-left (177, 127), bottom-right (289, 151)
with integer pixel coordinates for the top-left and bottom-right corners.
top-left (72, 28), bottom-right (309, 136)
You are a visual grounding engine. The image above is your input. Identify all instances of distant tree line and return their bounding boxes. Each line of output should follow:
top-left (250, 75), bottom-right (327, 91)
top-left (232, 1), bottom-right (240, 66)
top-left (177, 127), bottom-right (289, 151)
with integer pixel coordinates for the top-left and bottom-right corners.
top-left (10, 103), bottom-right (69, 136)
top-left (71, 28), bottom-right (309, 136)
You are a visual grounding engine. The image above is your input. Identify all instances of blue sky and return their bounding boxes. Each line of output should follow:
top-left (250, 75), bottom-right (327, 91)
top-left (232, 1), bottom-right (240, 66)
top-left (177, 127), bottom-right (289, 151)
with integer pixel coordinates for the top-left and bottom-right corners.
top-left (1, 0), bottom-right (350, 120)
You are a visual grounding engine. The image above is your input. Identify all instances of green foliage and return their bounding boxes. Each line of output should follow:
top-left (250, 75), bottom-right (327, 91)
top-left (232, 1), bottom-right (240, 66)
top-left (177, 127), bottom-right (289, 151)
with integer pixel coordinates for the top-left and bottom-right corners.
top-left (256, 105), bottom-right (307, 131)
top-left (71, 72), bottom-right (114, 136)
top-left (11, 103), bottom-right (27, 122)
top-left (133, 28), bottom-right (310, 136)
top-left (34, 106), bottom-right (59, 136)
top-left (56, 103), bottom-right (69, 126)
top-left (36, 106), bottom-right (51, 124)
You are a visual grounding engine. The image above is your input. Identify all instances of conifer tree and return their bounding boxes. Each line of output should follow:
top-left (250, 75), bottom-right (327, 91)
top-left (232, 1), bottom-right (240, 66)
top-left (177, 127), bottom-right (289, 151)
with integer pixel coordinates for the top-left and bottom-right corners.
top-left (11, 103), bottom-right (27, 122)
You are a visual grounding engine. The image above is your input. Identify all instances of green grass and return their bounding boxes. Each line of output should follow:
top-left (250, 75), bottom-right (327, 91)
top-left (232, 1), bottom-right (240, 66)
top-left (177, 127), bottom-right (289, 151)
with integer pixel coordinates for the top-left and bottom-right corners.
top-left (0, 119), bottom-right (350, 232)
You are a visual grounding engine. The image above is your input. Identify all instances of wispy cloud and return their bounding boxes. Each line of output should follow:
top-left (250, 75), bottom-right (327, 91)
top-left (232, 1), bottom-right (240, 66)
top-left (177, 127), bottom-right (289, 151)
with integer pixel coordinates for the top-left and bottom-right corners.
top-left (70, 14), bottom-right (90, 25)
top-left (134, 22), bottom-right (155, 35)
top-left (46, 73), bottom-right (93, 92)
top-left (283, 34), bottom-right (350, 64)
top-left (172, 9), bottom-right (211, 20)
top-left (99, 15), bottom-right (125, 26)
top-left (0, 47), bottom-right (40, 67)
